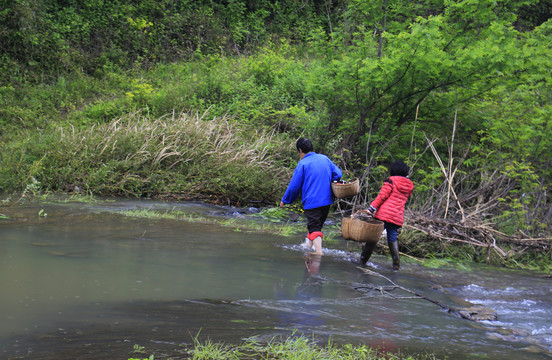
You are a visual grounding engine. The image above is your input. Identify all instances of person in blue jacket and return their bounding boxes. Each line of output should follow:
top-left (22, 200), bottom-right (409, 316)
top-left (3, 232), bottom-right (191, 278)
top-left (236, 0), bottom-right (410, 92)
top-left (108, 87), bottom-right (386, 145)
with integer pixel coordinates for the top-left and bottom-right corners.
top-left (280, 138), bottom-right (342, 255)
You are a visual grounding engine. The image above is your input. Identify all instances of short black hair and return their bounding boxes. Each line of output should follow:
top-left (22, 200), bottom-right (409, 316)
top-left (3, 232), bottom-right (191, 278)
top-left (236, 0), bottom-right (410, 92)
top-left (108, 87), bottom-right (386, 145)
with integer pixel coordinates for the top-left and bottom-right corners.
top-left (296, 137), bottom-right (313, 153)
top-left (389, 160), bottom-right (409, 177)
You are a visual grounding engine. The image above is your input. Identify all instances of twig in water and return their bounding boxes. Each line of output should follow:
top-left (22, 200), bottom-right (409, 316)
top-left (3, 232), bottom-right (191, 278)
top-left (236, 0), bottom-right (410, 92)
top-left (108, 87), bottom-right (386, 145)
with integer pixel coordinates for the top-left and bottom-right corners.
top-left (355, 266), bottom-right (480, 321)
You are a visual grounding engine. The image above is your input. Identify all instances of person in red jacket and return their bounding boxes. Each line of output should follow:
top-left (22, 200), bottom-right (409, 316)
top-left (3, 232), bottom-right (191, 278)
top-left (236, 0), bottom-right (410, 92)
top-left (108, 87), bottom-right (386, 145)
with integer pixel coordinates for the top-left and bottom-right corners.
top-left (358, 160), bottom-right (414, 270)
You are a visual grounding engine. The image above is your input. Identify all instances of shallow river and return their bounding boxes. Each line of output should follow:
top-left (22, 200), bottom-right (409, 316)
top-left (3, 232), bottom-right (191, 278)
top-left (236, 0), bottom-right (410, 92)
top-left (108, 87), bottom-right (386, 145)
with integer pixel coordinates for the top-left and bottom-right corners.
top-left (0, 198), bottom-right (550, 359)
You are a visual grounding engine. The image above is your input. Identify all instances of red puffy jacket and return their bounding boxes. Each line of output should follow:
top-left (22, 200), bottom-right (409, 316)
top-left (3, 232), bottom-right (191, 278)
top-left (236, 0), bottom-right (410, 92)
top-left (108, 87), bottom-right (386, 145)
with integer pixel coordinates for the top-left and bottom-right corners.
top-left (370, 176), bottom-right (414, 226)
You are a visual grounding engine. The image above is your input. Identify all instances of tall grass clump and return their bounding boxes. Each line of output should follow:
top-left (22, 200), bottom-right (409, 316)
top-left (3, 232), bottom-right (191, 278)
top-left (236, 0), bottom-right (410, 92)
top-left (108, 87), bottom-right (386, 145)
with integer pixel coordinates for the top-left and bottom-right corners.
top-left (187, 334), bottom-right (439, 360)
top-left (0, 111), bottom-right (294, 206)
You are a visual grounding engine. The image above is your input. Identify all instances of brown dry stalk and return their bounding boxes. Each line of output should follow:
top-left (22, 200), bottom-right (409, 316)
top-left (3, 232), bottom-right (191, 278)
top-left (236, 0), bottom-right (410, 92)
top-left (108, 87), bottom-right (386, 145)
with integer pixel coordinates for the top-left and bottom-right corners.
top-left (425, 134), bottom-right (465, 222)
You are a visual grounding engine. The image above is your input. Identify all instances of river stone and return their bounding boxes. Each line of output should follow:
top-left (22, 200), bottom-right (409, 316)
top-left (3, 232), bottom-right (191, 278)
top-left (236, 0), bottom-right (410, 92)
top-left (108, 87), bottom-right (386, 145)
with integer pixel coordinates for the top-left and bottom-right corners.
top-left (457, 306), bottom-right (498, 321)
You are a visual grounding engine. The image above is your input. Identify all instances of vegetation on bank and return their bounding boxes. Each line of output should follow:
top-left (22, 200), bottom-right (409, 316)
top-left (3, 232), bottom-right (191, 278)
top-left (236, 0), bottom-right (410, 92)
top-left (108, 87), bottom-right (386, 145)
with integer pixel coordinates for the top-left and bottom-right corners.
top-left (120, 207), bottom-right (304, 237)
top-left (0, 110), bottom-right (293, 205)
top-left (1, 0), bottom-right (550, 267)
top-left (128, 333), bottom-right (439, 360)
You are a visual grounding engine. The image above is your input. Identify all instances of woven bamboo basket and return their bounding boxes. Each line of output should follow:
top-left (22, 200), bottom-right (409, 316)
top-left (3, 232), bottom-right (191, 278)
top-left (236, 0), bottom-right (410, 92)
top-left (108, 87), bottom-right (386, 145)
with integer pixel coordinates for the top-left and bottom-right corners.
top-left (341, 216), bottom-right (352, 239)
top-left (332, 178), bottom-right (360, 199)
top-left (341, 216), bottom-right (384, 243)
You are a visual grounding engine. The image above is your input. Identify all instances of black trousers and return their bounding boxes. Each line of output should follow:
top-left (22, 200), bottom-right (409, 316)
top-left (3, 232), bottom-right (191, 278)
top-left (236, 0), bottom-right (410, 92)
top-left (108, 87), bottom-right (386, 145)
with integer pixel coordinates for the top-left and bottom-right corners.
top-left (304, 205), bottom-right (331, 234)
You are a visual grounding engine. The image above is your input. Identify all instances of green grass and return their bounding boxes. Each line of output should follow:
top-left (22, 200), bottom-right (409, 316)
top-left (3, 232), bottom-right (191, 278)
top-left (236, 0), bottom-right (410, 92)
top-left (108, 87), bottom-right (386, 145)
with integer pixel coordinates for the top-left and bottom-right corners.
top-left (118, 205), bottom-right (352, 241)
top-left (125, 332), bottom-right (439, 360)
top-left (1, 49), bottom-right (307, 205)
top-left (184, 334), bottom-right (439, 360)
top-left (0, 111), bottom-right (295, 205)
top-left (119, 207), bottom-right (304, 237)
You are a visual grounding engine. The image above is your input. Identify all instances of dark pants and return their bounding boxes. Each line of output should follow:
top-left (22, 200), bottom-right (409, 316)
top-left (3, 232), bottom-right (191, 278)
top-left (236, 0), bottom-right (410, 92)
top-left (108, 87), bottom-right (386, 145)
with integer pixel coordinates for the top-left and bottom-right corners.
top-left (304, 205), bottom-right (331, 234)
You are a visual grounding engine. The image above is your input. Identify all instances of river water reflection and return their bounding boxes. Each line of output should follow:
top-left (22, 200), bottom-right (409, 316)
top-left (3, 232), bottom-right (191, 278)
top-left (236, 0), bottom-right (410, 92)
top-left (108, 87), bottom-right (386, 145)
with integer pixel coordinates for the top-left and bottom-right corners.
top-left (0, 198), bottom-right (550, 359)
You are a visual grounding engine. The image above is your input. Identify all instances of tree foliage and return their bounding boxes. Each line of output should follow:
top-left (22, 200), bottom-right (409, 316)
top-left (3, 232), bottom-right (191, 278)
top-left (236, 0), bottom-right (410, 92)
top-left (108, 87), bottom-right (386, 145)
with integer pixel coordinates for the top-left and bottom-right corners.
top-left (306, 0), bottom-right (535, 149)
top-left (0, 0), bottom-right (344, 84)
top-left (300, 0), bottom-right (550, 236)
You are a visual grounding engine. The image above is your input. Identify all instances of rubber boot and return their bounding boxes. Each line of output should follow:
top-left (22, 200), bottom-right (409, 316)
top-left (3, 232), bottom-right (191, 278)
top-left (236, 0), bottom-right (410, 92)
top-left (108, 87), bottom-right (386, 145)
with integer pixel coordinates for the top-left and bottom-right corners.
top-left (388, 241), bottom-right (400, 270)
top-left (360, 242), bottom-right (377, 265)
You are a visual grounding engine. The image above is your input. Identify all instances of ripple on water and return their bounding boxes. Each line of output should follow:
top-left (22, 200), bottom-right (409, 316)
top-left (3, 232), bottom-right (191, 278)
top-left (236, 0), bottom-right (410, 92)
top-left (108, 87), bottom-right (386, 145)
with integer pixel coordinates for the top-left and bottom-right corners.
top-left (280, 243), bottom-right (384, 269)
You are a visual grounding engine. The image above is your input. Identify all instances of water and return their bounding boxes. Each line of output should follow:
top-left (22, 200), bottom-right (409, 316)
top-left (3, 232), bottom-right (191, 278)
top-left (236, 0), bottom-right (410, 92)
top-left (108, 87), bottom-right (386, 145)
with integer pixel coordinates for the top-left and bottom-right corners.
top-left (0, 198), bottom-right (550, 359)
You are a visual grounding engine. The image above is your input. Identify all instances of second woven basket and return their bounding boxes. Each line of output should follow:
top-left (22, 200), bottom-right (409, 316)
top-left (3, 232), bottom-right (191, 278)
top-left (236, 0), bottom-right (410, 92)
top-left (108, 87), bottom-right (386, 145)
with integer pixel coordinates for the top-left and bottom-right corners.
top-left (341, 216), bottom-right (384, 243)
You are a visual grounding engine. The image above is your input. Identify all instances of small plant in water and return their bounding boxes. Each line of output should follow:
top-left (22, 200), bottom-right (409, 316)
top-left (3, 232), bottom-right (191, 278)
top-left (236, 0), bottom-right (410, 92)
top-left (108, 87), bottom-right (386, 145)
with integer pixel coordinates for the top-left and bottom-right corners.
top-left (131, 344), bottom-right (145, 353)
top-left (128, 344), bottom-right (154, 360)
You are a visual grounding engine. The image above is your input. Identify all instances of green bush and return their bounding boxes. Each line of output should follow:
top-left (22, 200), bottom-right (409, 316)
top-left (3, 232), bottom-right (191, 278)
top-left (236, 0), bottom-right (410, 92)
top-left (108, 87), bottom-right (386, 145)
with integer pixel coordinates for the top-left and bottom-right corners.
top-left (0, 111), bottom-right (294, 206)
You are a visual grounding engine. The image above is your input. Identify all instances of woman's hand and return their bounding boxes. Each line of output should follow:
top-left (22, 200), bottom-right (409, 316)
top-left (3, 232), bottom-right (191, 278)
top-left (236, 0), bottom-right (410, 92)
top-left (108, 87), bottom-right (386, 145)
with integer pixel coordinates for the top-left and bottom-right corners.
top-left (355, 207), bottom-right (376, 217)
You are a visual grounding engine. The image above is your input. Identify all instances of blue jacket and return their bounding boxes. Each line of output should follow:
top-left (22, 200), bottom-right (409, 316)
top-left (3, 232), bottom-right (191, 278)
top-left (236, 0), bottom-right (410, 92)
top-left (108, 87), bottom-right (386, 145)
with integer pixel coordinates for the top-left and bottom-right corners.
top-left (281, 152), bottom-right (342, 210)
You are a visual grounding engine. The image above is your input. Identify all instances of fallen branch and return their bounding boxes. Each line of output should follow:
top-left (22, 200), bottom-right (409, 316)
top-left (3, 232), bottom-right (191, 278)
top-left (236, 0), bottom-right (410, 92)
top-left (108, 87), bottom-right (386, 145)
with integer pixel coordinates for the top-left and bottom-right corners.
top-left (399, 252), bottom-right (425, 263)
top-left (404, 209), bottom-right (550, 257)
top-left (355, 267), bottom-right (497, 321)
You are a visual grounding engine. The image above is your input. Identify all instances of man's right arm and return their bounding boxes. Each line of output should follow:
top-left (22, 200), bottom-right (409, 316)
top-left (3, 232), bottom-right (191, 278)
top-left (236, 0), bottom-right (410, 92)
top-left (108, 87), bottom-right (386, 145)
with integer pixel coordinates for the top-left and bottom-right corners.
top-left (330, 159), bottom-right (342, 181)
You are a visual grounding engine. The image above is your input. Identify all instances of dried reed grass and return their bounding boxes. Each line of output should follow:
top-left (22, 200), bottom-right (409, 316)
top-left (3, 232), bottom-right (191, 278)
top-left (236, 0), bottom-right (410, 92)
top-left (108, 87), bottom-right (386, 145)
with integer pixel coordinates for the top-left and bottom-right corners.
top-left (48, 110), bottom-right (292, 203)
top-left (57, 111), bottom-right (284, 172)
